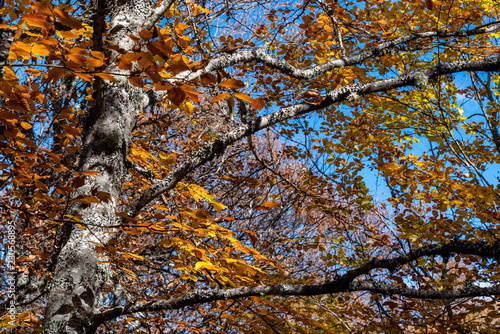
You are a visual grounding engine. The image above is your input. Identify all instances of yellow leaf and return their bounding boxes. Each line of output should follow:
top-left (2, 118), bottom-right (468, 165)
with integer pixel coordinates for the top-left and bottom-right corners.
top-left (122, 252), bottom-right (145, 260)
top-left (195, 261), bottom-right (217, 271)
top-left (187, 184), bottom-right (227, 212)
top-left (212, 201), bottom-right (226, 213)
top-left (32, 44), bottom-right (51, 57)
top-left (226, 237), bottom-right (251, 255)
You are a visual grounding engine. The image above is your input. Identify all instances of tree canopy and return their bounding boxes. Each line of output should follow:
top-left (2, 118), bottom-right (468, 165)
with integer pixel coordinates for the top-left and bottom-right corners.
top-left (1, 0), bottom-right (500, 332)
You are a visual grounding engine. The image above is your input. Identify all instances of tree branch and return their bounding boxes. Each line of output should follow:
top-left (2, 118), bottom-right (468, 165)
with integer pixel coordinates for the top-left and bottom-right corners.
top-left (0, 24), bottom-right (15, 78)
top-left (165, 23), bottom-right (500, 85)
top-left (127, 55), bottom-right (500, 217)
top-left (350, 281), bottom-right (500, 299)
top-left (94, 238), bottom-right (500, 325)
top-left (143, 0), bottom-right (176, 30)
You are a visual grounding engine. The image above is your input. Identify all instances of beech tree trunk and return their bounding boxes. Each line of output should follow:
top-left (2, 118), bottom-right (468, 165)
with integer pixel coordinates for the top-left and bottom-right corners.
top-left (42, 1), bottom-right (151, 332)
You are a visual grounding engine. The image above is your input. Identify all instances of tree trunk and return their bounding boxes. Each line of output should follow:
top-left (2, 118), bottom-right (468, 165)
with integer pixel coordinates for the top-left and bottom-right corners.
top-left (42, 1), bottom-right (151, 332)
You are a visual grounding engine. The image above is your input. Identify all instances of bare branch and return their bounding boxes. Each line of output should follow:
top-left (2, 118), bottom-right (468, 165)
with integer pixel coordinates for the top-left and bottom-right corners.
top-left (165, 23), bottom-right (500, 85)
top-left (94, 238), bottom-right (500, 325)
top-left (0, 25), bottom-right (14, 77)
top-left (128, 55), bottom-right (500, 216)
top-left (143, 0), bottom-right (176, 30)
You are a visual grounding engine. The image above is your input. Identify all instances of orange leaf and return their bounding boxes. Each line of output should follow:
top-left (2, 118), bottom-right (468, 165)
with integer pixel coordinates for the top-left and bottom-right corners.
top-left (180, 84), bottom-right (201, 95)
top-left (32, 44), bottom-right (51, 57)
top-left (47, 67), bottom-right (68, 82)
top-left (180, 84), bottom-right (200, 103)
top-left (20, 121), bottom-right (32, 130)
top-left (301, 90), bottom-right (321, 98)
top-left (154, 82), bottom-right (173, 91)
top-left (261, 201), bottom-right (282, 209)
top-left (95, 73), bottom-right (117, 82)
top-left (139, 29), bottom-right (153, 40)
top-left (128, 76), bottom-right (145, 88)
top-left (56, 29), bottom-right (79, 40)
top-left (25, 68), bottom-right (43, 76)
top-left (18, 255), bottom-right (37, 262)
top-left (234, 92), bottom-right (254, 103)
top-left (90, 51), bottom-right (105, 60)
top-left (168, 54), bottom-right (191, 73)
top-left (210, 93), bottom-right (230, 103)
top-left (425, 0), bottom-right (434, 9)
top-left (147, 40), bottom-right (174, 57)
top-left (220, 78), bottom-right (246, 89)
top-left (23, 13), bottom-right (49, 29)
top-left (251, 97), bottom-right (266, 110)
top-left (53, 8), bottom-right (82, 29)
top-left (74, 72), bottom-right (93, 82)
top-left (305, 96), bottom-right (327, 106)
top-left (59, 124), bottom-right (81, 136)
top-left (87, 57), bottom-right (104, 67)
top-left (82, 170), bottom-right (100, 176)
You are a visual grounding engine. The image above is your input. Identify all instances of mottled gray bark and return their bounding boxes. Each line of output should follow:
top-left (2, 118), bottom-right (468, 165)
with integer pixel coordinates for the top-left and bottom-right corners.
top-left (41, 1), bottom-right (165, 332)
top-left (0, 23), bottom-right (14, 78)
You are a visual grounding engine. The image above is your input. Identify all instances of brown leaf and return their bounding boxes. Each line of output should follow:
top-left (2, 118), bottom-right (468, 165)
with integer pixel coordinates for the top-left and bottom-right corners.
top-left (168, 87), bottom-right (186, 106)
top-left (72, 176), bottom-right (85, 188)
top-left (218, 43), bottom-right (242, 54)
top-left (128, 76), bottom-right (145, 88)
top-left (139, 29), bottom-right (153, 40)
top-left (251, 97), bottom-right (267, 110)
top-left (200, 73), bottom-right (217, 85)
top-left (147, 40), bottom-right (174, 57)
top-left (301, 90), bottom-right (321, 98)
top-left (305, 96), bottom-right (327, 106)
top-left (53, 8), bottom-right (82, 29)
top-left (192, 59), bottom-right (209, 71)
top-left (220, 78), bottom-right (245, 89)
top-left (154, 82), bottom-right (173, 91)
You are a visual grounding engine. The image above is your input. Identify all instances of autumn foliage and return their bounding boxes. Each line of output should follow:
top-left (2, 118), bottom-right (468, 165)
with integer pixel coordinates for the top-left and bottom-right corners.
top-left (1, 0), bottom-right (500, 333)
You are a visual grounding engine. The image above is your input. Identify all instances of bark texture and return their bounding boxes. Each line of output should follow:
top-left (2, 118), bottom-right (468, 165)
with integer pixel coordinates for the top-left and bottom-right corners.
top-left (42, 1), bottom-right (156, 332)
